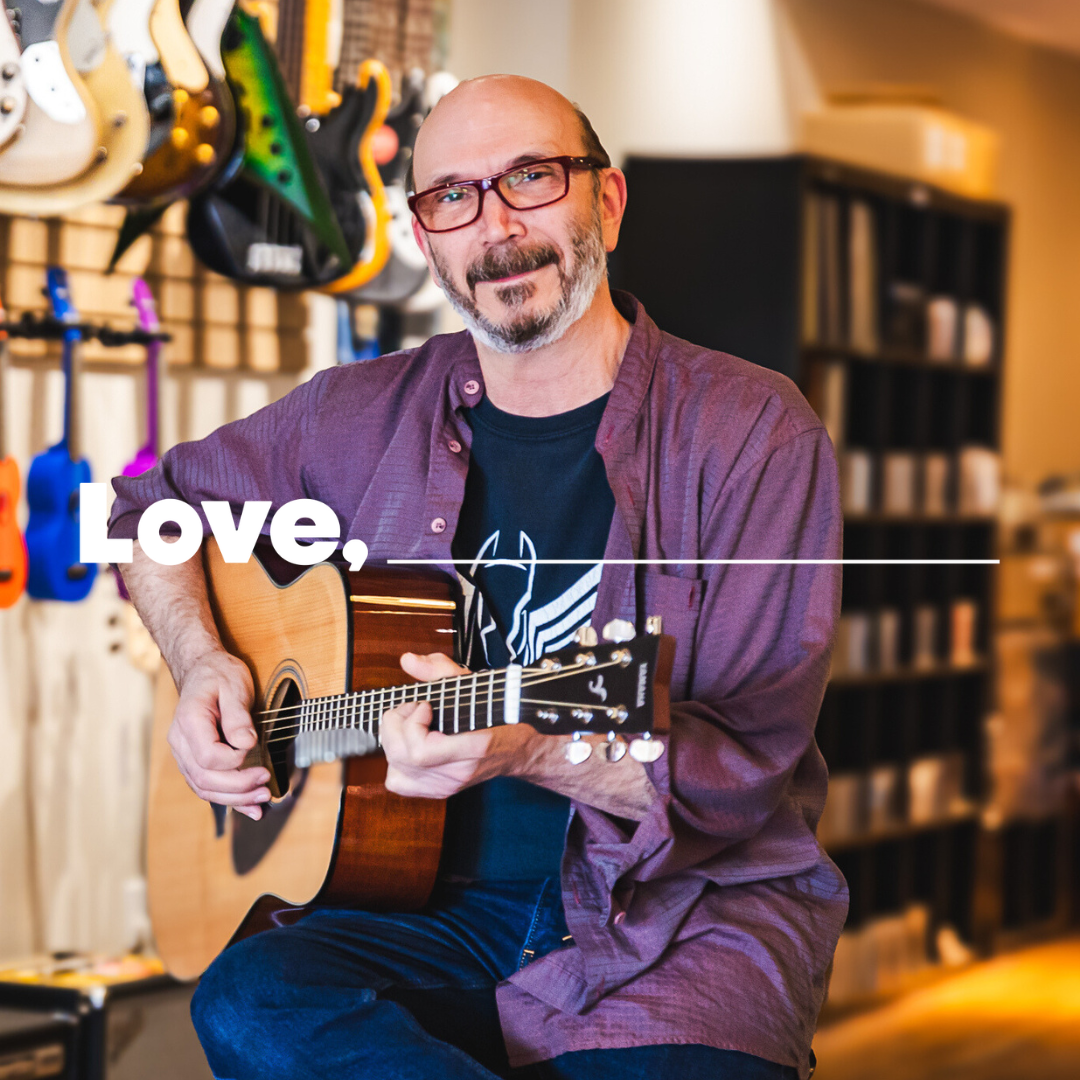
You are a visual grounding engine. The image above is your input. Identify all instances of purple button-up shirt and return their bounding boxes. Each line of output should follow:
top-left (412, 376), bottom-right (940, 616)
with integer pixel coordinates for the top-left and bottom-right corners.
top-left (110, 293), bottom-right (848, 1077)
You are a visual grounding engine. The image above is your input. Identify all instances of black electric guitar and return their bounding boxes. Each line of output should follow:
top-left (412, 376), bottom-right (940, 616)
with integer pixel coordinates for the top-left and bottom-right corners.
top-left (185, 0), bottom-right (386, 288)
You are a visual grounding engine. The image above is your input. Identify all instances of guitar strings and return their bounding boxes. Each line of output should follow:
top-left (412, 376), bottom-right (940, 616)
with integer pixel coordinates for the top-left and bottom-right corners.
top-left (259, 662), bottom-right (607, 740)
top-left (256, 661), bottom-right (584, 726)
top-left (259, 660), bottom-right (624, 745)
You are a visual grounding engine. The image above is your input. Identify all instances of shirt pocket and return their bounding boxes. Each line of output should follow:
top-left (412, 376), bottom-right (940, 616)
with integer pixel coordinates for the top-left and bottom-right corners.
top-left (636, 570), bottom-right (704, 702)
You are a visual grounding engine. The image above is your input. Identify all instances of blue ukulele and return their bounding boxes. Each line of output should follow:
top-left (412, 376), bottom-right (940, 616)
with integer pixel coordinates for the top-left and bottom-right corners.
top-left (25, 268), bottom-right (97, 601)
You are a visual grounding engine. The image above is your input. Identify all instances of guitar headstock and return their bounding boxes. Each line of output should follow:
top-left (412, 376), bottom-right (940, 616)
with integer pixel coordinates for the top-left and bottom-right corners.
top-left (45, 267), bottom-right (80, 325)
top-left (514, 619), bottom-right (675, 763)
top-left (131, 278), bottom-right (160, 333)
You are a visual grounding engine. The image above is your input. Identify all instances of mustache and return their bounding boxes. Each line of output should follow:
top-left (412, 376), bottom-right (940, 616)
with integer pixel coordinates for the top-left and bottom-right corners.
top-left (465, 243), bottom-right (561, 291)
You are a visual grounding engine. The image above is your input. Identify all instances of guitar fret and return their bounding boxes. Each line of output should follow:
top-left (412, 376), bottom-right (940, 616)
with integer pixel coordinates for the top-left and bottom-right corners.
top-left (469, 676), bottom-right (476, 731)
top-left (439, 680), bottom-right (446, 733)
top-left (453, 678), bottom-right (460, 734)
top-left (487, 671), bottom-right (494, 728)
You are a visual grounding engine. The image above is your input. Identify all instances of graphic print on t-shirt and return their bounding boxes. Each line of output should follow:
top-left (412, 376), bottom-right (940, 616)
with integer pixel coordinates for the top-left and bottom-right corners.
top-left (458, 529), bottom-right (602, 669)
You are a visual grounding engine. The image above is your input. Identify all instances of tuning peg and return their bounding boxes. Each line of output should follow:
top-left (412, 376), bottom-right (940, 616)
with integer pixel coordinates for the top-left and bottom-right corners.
top-left (564, 733), bottom-right (593, 765)
top-left (601, 733), bottom-right (627, 762)
top-left (602, 619), bottom-right (635, 643)
top-left (629, 734), bottom-right (664, 762)
top-left (574, 625), bottom-right (599, 647)
top-left (645, 615), bottom-right (663, 635)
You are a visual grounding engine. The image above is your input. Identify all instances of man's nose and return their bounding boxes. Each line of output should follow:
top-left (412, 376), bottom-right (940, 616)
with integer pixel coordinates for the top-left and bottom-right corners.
top-left (475, 188), bottom-right (525, 243)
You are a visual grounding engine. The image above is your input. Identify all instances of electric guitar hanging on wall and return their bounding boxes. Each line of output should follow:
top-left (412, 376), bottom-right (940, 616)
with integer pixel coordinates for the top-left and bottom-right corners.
top-left (0, 292), bottom-right (28, 608)
top-left (185, 2), bottom-right (354, 286)
top-left (0, 0), bottom-right (151, 215)
top-left (25, 268), bottom-right (98, 602)
top-left (0, 13), bottom-right (29, 152)
top-left (147, 538), bottom-right (674, 978)
top-left (113, 0), bottom-right (237, 208)
top-left (0, 0), bottom-right (103, 189)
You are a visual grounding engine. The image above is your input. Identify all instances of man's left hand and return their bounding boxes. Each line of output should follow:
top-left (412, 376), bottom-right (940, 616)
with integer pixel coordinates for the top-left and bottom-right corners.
top-left (380, 651), bottom-right (538, 798)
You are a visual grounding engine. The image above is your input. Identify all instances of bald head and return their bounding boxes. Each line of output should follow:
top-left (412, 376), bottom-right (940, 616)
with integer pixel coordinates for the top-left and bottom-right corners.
top-left (409, 76), bottom-right (609, 194)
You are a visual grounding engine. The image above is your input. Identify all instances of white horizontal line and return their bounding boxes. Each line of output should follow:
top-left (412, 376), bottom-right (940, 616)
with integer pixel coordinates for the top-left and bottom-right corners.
top-left (386, 559), bottom-right (1000, 566)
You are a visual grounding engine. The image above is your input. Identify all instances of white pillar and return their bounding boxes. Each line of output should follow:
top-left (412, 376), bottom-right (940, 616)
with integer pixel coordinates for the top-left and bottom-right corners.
top-left (568, 0), bottom-right (819, 164)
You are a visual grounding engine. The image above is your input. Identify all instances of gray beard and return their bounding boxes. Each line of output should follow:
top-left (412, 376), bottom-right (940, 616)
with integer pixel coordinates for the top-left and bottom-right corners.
top-left (429, 208), bottom-right (608, 354)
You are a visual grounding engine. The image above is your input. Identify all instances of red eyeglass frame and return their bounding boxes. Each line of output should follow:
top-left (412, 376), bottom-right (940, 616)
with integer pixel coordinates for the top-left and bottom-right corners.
top-left (408, 155), bottom-right (607, 233)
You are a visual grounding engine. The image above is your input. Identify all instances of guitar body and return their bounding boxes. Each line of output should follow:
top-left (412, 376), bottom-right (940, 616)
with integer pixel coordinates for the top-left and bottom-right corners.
top-left (24, 444), bottom-right (96, 601)
top-left (147, 541), bottom-right (454, 979)
top-left (0, 0), bottom-right (102, 189)
top-left (0, 15), bottom-right (29, 151)
top-left (186, 7), bottom-right (351, 287)
top-left (0, 0), bottom-right (150, 214)
top-left (113, 0), bottom-right (236, 208)
top-left (0, 456), bottom-right (28, 607)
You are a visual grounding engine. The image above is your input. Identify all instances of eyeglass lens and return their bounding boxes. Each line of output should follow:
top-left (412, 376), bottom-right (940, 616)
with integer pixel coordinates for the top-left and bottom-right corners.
top-left (415, 160), bottom-right (570, 231)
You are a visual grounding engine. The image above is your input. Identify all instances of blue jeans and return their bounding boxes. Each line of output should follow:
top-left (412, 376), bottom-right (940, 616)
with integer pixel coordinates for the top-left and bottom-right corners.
top-left (191, 877), bottom-right (798, 1080)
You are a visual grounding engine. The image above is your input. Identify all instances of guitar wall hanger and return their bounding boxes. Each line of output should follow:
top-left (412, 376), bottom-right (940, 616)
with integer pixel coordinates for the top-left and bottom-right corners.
top-left (0, 312), bottom-right (172, 346)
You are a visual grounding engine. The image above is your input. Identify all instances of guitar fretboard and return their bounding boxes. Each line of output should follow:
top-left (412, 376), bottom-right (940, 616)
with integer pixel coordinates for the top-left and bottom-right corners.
top-left (284, 667), bottom-right (520, 767)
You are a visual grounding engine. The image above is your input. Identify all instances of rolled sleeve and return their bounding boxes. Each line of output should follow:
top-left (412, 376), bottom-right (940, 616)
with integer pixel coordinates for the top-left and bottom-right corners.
top-left (108, 371), bottom-right (332, 541)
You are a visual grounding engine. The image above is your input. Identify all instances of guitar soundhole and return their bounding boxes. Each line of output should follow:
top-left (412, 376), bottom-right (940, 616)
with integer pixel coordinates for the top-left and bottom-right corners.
top-left (231, 678), bottom-right (309, 877)
top-left (265, 677), bottom-right (302, 795)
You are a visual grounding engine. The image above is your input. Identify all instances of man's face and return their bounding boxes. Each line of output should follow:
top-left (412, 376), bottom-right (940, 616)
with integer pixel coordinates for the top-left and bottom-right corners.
top-left (411, 80), bottom-right (620, 354)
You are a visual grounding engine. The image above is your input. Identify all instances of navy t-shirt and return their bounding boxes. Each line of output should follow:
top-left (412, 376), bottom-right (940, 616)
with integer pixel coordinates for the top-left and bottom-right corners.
top-left (441, 392), bottom-right (615, 880)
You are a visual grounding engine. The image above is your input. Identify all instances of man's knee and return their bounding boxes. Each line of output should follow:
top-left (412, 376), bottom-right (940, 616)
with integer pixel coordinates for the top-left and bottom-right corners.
top-left (191, 933), bottom-right (298, 1070)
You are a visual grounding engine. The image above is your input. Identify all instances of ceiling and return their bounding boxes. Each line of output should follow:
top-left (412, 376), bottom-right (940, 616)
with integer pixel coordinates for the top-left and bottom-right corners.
top-left (918, 0), bottom-right (1080, 57)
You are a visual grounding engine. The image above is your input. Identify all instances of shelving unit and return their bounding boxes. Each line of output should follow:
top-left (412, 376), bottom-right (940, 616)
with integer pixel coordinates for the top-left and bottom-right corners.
top-left (613, 154), bottom-right (1012, 969)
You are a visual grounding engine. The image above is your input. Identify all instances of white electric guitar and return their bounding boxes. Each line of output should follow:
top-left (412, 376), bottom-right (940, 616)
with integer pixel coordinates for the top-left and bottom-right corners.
top-left (0, 12), bottom-right (28, 151)
top-left (0, 0), bottom-right (101, 187)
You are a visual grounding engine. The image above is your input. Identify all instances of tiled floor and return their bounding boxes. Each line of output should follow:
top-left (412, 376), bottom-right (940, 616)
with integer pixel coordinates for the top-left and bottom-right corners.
top-left (812, 938), bottom-right (1080, 1080)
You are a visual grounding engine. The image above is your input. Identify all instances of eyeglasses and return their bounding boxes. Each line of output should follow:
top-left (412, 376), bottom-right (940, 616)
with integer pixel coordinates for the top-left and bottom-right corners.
top-left (408, 155), bottom-right (606, 233)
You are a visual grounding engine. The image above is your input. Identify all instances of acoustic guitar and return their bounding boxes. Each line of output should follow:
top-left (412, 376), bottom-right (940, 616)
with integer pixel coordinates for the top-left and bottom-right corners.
top-left (25, 268), bottom-right (98, 602)
top-left (0, 0), bottom-right (150, 215)
top-left (0, 294), bottom-right (28, 608)
top-left (147, 538), bottom-right (673, 978)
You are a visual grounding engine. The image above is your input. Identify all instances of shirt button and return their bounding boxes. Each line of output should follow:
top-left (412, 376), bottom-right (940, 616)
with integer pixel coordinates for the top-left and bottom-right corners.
top-left (447, 439), bottom-right (462, 454)
top-left (430, 517), bottom-right (447, 533)
top-left (463, 379), bottom-right (480, 396)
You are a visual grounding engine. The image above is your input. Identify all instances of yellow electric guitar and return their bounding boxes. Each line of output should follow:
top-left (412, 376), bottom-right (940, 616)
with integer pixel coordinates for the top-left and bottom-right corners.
top-left (113, 0), bottom-right (237, 207)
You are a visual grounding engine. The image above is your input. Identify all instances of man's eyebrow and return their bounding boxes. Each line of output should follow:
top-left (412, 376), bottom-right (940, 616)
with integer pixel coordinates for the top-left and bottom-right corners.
top-left (423, 151), bottom-right (560, 190)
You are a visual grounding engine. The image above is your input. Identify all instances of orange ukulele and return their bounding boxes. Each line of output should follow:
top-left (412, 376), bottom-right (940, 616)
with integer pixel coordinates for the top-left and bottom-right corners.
top-left (0, 293), bottom-right (27, 607)
top-left (147, 539), bottom-right (673, 978)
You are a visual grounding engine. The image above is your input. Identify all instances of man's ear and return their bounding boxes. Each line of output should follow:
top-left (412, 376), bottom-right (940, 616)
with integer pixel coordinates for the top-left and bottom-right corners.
top-left (411, 216), bottom-right (438, 275)
top-left (599, 168), bottom-right (628, 254)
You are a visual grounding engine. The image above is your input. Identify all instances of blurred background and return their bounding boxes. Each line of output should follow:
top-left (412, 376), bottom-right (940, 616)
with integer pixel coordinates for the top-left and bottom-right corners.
top-left (0, 1), bottom-right (1078, 1078)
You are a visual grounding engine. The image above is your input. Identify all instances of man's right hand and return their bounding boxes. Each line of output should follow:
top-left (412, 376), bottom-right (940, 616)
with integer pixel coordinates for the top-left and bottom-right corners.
top-left (168, 650), bottom-right (272, 820)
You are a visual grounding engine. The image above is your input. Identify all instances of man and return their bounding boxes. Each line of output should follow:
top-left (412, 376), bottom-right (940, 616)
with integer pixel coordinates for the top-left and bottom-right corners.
top-left (110, 76), bottom-right (847, 1080)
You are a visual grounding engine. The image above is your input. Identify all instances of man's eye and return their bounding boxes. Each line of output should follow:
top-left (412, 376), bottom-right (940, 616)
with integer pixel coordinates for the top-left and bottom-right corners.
top-left (506, 166), bottom-right (555, 188)
top-left (436, 188), bottom-right (470, 204)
